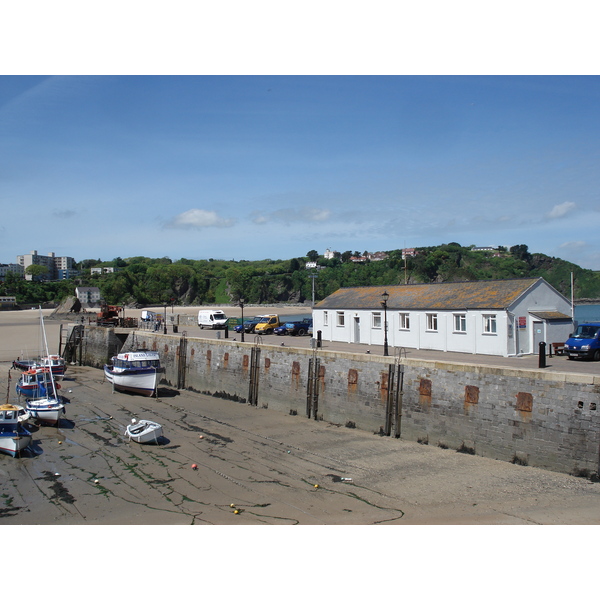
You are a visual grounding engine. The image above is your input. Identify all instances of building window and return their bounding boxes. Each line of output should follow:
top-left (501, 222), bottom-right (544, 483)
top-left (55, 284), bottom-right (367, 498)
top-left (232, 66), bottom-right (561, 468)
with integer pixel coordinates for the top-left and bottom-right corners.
top-left (426, 313), bottom-right (438, 332)
top-left (336, 311), bottom-right (345, 326)
top-left (323, 311), bottom-right (328, 326)
top-left (372, 312), bottom-right (382, 328)
top-left (454, 313), bottom-right (467, 333)
top-left (399, 313), bottom-right (410, 330)
top-left (483, 314), bottom-right (497, 334)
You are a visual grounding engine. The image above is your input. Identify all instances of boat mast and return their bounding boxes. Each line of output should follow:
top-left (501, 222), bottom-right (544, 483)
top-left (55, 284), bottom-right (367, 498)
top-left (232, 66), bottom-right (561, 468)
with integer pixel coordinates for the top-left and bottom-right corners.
top-left (39, 307), bottom-right (59, 399)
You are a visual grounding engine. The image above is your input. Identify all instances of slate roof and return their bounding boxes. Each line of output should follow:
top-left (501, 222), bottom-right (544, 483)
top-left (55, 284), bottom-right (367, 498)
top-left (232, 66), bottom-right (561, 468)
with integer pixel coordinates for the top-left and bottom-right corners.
top-left (529, 311), bottom-right (572, 320)
top-left (314, 278), bottom-right (546, 311)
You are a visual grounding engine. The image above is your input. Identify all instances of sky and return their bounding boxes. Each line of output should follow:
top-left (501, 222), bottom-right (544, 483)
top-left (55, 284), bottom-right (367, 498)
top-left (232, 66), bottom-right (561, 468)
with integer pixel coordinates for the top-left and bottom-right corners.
top-left (1, 8), bottom-right (599, 271)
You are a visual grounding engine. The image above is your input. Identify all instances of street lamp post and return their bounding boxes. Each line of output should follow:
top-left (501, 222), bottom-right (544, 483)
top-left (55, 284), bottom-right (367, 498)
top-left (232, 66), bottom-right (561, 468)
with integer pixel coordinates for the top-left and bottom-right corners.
top-left (381, 291), bottom-right (389, 357)
top-left (239, 298), bottom-right (245, 342)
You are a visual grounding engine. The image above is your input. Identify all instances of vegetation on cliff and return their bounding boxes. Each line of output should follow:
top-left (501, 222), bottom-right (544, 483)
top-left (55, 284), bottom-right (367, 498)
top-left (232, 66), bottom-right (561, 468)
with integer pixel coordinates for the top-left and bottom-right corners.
top-left (2, 243), bottom-right (599, 307)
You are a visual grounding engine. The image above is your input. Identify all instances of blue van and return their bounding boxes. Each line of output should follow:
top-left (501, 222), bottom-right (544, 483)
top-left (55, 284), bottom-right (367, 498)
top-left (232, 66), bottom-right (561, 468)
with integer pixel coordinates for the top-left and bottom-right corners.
top-left (564, 322), bottom-right (600, 360)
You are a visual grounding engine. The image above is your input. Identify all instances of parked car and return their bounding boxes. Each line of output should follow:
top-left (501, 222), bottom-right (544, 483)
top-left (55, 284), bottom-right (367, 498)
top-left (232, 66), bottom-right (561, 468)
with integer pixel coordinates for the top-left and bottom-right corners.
top-left (564, 322), bottom-right (600, 360)
top-left (285, 318), bottom-right (313, 336)
top-left (234, 316), bottom-right (264, 334)
top-left (254, 315), bottom-right (281, 334)
top-left (273, 324), bottom-right (288, 335)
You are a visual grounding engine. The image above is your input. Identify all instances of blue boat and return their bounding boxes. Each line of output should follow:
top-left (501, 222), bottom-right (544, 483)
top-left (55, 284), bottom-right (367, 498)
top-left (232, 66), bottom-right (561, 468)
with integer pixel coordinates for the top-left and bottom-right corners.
top-left (0, 404), bottom-right (32, 457)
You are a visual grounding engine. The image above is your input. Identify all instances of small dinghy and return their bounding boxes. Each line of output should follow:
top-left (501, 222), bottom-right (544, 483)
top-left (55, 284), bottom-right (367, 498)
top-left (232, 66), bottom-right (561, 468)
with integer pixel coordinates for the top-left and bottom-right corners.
top-left (126, 418), bottom-right (163, 444)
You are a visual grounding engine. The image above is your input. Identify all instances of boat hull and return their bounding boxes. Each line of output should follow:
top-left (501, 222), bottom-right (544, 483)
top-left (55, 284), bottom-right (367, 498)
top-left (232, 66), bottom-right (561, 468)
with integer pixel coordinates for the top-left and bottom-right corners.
top-left (26, 399), bottom-right (65, 426)
top-left (104, 366), bottom-right (159, 397)
top-left (0, 405), bottom-right (33, 456)
top-left (126, 420), bottom-right (163, 444)
top-left (0, 431), bottom-right (32, 457)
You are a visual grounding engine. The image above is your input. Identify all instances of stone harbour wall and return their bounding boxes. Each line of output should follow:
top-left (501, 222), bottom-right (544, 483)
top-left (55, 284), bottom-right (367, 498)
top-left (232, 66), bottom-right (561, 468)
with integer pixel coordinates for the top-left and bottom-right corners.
top-left (81, 327), bottom-right (600, 476)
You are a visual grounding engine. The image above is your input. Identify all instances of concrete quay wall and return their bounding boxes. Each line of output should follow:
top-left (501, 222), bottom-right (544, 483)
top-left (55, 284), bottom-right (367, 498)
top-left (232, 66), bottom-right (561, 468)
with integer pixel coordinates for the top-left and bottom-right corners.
top-left (82, 327), bottom-right (600, 476)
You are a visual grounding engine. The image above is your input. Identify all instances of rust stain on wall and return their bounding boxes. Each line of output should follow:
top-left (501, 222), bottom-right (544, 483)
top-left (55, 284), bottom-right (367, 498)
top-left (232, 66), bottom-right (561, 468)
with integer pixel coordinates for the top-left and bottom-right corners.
top-left (516, 392), bottom-right (533, 412)
top-left (223, 352), bottom-right (229, 368)
top-left (242, 354), bottom-right (249, 372)
top-left (292, 361), bottom-right (301, 390)
top-left (264, 357), bottom-right (271, 370)
top-left (164, 344), bottom-right (169, 354)
top-left (419, 378), bottom-right (432, 409)
top-left (206, 349), bottom-right (211, 367)
top-left (319, 365), bottom-right (326, 391)
top-left (380, 371), bottom-right (389, 403)
top-left (465, 385), bottom-right (479, 404)
top-left (348, 369), bottom-right (358, 385)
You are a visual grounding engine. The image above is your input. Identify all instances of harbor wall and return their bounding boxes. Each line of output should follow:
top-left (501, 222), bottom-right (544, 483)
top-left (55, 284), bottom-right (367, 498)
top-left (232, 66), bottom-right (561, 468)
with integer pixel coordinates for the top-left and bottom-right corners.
top-left (81, 327), bottom-right (600, 476)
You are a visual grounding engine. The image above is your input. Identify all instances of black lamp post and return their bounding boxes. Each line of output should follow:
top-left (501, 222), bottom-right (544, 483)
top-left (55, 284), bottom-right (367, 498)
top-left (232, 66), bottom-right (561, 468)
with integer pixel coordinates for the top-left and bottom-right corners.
top-left (239, 298), bottom-right (245, 342)
top-left (381, 290), bottom-right (389, 356)
top-left (163, 304), bottom-right (167, 334)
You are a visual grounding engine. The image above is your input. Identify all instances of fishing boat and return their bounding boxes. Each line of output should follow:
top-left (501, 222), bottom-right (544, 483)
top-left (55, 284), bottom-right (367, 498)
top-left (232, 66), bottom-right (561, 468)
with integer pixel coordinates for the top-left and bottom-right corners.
top-left (13, 355), bottom-right (67, 380)
top-left (26, 396), bottom-right (65, 426)
top-left (126, 418), bottom-right (163, 444)
top-left (16, 368), bottom-right (60, 399)
top-left (16, 310), bottom-right (66, 426)
top-left (104, 350), bottom-right (163, 397)
top-left (0, 404), bottom-right (33, 457)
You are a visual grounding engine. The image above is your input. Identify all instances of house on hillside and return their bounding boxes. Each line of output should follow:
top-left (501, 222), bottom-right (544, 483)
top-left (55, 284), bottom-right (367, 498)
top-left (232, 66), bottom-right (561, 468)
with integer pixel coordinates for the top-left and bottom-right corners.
top-left (75, 286), bottom-right (102, 307)
top-left (312, 278), bottom-right (573, 357)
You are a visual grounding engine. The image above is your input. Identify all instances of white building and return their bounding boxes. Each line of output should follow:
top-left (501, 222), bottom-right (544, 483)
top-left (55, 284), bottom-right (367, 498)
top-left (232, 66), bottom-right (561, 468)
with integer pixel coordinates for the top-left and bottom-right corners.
top-left (75, 286), bottom-right (102, 305)
top-left (312, 278), bottom-right (573, 357)
top-left (90, 267), bottom-right (120, 275)
top-left (0, 263), bottom-right (24, 280)
top-left (17, 250), bottom-right (76, 280)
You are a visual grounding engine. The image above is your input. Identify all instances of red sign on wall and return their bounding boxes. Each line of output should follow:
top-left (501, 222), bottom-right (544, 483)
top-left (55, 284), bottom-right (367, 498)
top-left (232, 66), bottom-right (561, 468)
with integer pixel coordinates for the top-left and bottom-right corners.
top-left (518, 317), bottom-right (527, 328)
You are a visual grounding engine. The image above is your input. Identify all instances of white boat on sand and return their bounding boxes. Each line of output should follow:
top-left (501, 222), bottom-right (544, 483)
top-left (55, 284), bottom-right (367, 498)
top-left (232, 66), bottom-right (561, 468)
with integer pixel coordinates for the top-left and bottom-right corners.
top-left (0, 404), bottom-right (33, 457)
top-left (126, 419), bottom-right (163, 444)
top-left (104, 350), bottom-right (163, 397)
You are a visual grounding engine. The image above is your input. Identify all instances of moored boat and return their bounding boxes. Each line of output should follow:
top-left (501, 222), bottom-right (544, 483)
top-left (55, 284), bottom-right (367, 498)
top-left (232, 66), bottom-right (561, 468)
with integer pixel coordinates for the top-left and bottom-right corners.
top-left (104, 350), bottom-right (163, 397)
top-left (13, 355), bottom-right (66, 380)
top-left (16, 368), bottom-right (61, 399)
top-left (26, 396), bottom-right (65, 426)
top-left (126, 418), bottom-right (163, 444)
top-left (0, 404), bottom-right (32, 457)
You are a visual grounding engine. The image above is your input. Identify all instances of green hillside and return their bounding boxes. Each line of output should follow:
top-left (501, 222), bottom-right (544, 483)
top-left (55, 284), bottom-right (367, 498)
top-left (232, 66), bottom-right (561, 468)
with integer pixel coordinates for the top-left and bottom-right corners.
top-left (2, 244), bottom-right (599, 307)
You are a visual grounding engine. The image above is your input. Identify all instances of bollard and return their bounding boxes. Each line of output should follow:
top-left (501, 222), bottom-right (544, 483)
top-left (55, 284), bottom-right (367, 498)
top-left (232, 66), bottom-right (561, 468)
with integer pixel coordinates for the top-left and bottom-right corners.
top-left (216, 331), bottom-right (221, 340)
top-left (538, 341), bottom-right (547, 368)
top-left (317, 330), bottom-right (322, 348)
top-left (224, 327), bottom-right (229, 339)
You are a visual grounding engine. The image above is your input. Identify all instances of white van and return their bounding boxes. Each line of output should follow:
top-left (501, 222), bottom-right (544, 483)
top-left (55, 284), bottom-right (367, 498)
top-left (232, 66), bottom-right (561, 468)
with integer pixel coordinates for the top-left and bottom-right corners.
top-left (141, 310), bottom-right (157, 322)
top-left (198, 309), bottom-right (229, 329)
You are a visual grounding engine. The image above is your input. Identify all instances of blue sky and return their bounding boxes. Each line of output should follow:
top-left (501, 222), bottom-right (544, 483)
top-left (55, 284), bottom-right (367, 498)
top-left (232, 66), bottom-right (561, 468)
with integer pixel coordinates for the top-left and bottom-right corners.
top-left (1, 75), bottom-right (599, 268)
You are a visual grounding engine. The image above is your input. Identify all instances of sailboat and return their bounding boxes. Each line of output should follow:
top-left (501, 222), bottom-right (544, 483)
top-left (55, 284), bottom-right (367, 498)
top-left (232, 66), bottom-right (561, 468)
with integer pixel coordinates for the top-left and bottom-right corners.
top-left (22, 309), bottom-right (65, 426)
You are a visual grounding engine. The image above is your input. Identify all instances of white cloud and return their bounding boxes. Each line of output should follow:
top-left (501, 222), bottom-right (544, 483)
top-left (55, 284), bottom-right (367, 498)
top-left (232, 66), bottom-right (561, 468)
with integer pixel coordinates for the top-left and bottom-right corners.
top-left (559, 241), bottom-right (587, 249)
top-left (164, 209), bottom-right (235, 229)
top-left (547, 201), bottom-right (576, 219)
top-left (252, 207), bottom-right (332, 225)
